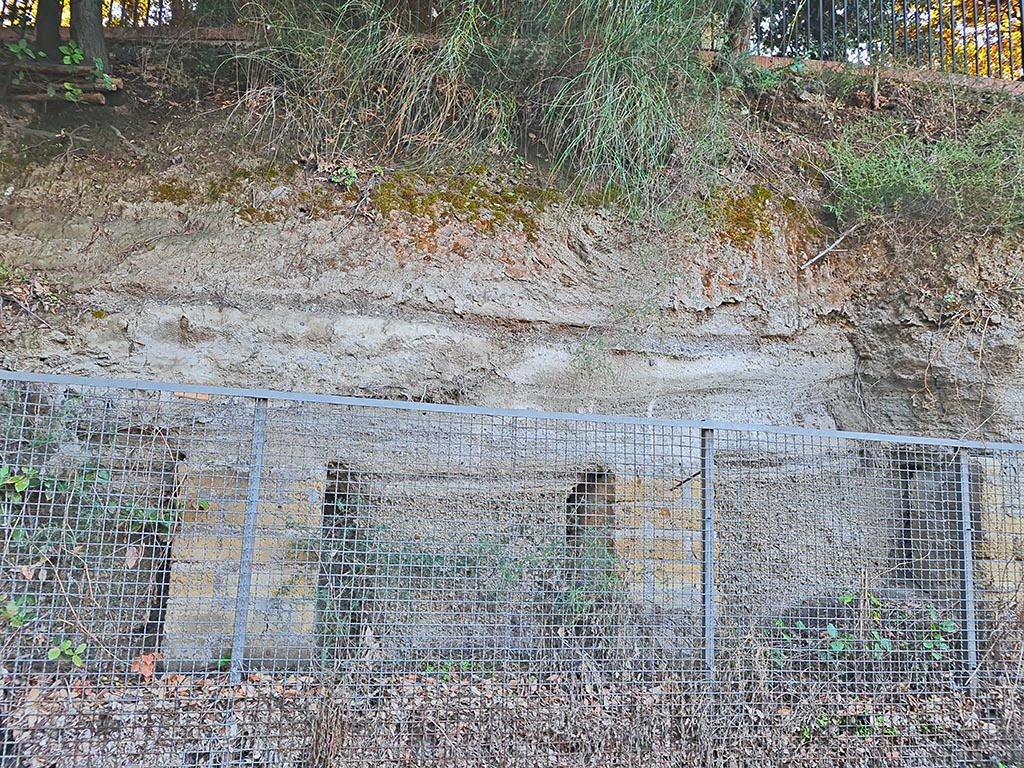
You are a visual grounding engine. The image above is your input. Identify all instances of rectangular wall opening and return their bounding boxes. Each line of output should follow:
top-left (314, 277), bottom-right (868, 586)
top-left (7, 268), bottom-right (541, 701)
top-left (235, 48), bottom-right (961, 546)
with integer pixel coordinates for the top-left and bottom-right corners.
top-left (318, 463), bottom-right (368, 666)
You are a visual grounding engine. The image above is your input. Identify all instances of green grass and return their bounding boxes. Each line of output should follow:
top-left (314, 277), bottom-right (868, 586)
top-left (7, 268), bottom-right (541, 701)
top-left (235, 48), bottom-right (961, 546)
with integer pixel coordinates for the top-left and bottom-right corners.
top-left (239, 0), bottom-right (728, 211)
top-left (0, 259), bottom-right (30, 294)
top-left (826, 107), bottom-right (1024, 231)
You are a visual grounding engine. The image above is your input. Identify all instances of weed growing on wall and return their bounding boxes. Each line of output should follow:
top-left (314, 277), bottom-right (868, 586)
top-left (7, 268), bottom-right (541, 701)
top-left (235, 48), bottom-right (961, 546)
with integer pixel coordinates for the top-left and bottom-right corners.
top-left (762, 590), bottom-right (963, 692)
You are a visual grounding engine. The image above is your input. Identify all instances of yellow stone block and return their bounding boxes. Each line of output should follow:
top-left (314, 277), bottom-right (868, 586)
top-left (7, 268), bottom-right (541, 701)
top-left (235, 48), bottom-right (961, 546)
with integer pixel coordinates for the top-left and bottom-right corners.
top-left (621, 559), bottom-right (703, 607)
top-left (617, 502), bottom-right (702, 532)
top-left (260, 502), bottom-right (320, 530)
top-left (653, 561), bottom-right (703, 591)
top-left (178, 503), bottom-right (248, 526)
top-left (979, 508), bottom-right (1023, 561)
top-left (168, 565), bottom-right (240, 594)
top-left (172, 530), bottom-right (245, 563)
top-left (981, 559), bottom-right (1024, 595)
top-left (614, 476), bottom-right (699, 503)
top-left (172, 531), bottom-right (315, 566)
top-left (175, 465), bottom-right (251, 524)
top-left (975, 457), bottom-right (1004, 512)
top-left (615, 534), bottom-right (700, 564)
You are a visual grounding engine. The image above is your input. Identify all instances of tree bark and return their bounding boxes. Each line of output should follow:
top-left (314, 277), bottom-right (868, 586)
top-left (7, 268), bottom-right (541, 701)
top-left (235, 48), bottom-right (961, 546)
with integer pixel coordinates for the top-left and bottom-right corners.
top-left (69, 0), bottom-right (108, 70)
top-left (34, 0), bottom-right (62, 60)
top-left (725, 1), bottom-right (754, 55)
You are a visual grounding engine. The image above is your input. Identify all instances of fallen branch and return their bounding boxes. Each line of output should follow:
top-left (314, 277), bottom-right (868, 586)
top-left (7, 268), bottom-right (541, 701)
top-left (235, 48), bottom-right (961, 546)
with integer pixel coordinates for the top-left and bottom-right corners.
top-left (9, 91), bottom-right (106, 105)
top-left (108, 124), bottom-right (151, 158)
top-left (801, 224), bottom-right (862, 271)
top-left (0, 295), bottom-right (54, 329)
top-left (8, 77), bottom-right (123, 94)
top-left (2, 62), bottom-right (101, 76)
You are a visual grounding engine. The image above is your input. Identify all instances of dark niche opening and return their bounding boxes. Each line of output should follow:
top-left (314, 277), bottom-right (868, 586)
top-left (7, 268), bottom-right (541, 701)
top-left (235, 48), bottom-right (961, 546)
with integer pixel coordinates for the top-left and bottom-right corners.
top-left (318, 463), bottom-right (369, 665)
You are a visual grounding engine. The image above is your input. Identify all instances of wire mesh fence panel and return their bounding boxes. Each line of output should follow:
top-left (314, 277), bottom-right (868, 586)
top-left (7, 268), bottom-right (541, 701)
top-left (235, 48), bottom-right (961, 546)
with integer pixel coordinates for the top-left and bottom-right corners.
top-left (1, 371), bottom-right (1023, 767)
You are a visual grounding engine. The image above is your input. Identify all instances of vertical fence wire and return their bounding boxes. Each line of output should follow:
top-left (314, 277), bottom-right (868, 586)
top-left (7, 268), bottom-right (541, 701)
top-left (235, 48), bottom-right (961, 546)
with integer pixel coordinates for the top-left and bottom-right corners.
top-left (228, 397), bottom-right (267, 685)
top-left (701, 427), bottom-right (716, 684)
top-left (958, 450), bottom-right (979, 692)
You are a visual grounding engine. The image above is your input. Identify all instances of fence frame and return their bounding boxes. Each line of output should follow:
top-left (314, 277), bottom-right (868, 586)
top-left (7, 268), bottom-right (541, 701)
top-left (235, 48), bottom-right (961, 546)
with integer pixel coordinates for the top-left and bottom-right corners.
top-left (1, 368), bottom-right (1023, 760)
top-left (4, 369), bottom-right (1022, 681)
top-left (4, 370), bottom-right (1021, 452)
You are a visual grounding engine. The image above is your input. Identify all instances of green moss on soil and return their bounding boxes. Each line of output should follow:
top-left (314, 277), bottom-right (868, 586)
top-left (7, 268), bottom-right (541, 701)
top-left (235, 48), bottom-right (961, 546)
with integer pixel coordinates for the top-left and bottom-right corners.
top-left (372, 167), bottom-right (562, 241)
top-left (709, 184), bottom-right (775, 248)
top-left (151, 181), bottom-right (195, 204)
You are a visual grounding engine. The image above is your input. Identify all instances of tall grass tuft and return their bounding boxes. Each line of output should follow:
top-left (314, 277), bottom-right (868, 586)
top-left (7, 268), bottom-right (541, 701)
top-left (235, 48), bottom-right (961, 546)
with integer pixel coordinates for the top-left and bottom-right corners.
top-left (239, 0), bottom-right (725, 207)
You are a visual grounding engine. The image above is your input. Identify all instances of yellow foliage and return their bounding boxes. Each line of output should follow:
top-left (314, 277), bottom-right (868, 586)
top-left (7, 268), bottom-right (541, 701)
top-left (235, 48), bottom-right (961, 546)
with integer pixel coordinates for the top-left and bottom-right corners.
top-left (903, 1), bottom-right (1023, 79)
top-left (1, 0), bottom-right (188, 27)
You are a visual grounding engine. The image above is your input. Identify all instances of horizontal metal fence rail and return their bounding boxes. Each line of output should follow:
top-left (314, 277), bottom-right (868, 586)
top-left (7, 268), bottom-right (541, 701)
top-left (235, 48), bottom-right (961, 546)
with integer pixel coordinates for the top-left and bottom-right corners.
top-left (753, 0), bottom-right (1024, 79)
top-left (1, 370), bottom-right (1023, 767)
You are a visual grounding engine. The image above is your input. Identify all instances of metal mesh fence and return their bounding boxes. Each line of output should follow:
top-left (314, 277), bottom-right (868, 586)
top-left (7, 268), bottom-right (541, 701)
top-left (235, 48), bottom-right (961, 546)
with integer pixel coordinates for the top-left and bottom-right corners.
top-left (1, 371), bottom-right (1022, 767)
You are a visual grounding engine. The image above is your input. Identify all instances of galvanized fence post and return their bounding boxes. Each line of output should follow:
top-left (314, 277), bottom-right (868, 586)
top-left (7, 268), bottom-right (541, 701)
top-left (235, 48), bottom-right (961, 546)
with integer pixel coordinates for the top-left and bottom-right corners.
top-left (958, 450), bottom-right (979, 692)
top-left (229, 397), bottom-right (269, 684)
top-left (701, 427), bottom-right (716, 684)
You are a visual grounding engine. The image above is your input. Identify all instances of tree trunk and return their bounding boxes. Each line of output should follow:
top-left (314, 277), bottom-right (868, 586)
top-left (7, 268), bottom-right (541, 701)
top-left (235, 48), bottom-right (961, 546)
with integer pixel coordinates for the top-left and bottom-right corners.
top-left (725, 1), bottom-right (754, 55)
top-left (69, 0), bottom-right (107, 70)
top-left (34, 0), bottom-right (62, 60)
top-left (170, 0), bottom-right (187, 26)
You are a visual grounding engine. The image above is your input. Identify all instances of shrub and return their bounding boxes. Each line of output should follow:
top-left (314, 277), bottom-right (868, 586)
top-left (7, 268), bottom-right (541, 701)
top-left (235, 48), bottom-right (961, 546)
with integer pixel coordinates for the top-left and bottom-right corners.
top-left (826, 108), bottom-right (1024, 231)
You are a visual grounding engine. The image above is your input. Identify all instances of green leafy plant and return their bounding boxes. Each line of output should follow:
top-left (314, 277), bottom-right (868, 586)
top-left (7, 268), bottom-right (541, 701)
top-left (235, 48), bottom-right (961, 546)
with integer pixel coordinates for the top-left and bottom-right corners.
top-left (824, 621), bottom-right (854, 659)
top-left (59, 40), bottom-right (84, 66)
top-left (1, 595), bottom-right (34, 628)
top-left (6, 38), bottom-right (44, 61)
top-left (867, 628), bottom-right (894, 660)
top-left (63, 82), bottom-right (84, 102)
top-left (47, 638), bottom-right (87, 667)
top-left (922, 605), bottom-right (957, 663)
top-left (0, 464), bottom-right (41, 497)
top-left (328, 166), bottom-right (358, 188)
top-left (118, 505), bottom-right (178, 534)
top-left (88, 57), bottom-right (115, 90)
top-left (421, 659), bottom-right (489, 681)
top-left (764, 590), bottom-right (962, 684)
top-left (827, 108), bottom-right (1024, 230)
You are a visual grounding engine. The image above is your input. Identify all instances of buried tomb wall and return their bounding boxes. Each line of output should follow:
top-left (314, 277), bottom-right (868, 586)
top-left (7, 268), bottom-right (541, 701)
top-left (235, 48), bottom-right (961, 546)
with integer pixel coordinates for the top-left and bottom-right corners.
top-left (2, 385), bottom-right (1021, 677)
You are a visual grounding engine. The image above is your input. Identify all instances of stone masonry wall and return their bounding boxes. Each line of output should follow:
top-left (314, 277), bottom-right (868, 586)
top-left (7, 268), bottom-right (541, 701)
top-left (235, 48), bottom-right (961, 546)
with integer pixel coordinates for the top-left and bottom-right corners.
top-left (162, 460), bottom-right (323, 668)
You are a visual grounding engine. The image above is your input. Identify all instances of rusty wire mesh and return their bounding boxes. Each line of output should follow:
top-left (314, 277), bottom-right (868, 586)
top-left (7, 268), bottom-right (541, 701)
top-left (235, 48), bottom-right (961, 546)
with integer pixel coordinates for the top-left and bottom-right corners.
top-left (0, 371), bottom-right (1022, 767)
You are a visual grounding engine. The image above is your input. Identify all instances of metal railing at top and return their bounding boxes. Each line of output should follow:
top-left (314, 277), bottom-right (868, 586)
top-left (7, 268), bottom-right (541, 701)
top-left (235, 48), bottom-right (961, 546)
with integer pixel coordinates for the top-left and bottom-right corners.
top-left (1, 369), bottom-right (1023, 767)
top-left (753, 0), bottom-right (1024, 79)
top-left (2, 0), bottom-right (1022, 80)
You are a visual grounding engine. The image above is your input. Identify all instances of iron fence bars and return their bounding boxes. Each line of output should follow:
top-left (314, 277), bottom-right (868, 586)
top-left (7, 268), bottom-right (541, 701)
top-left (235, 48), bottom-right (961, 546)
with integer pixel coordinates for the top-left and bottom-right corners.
top-left (1, 370), bottom-right (1024, 766)
top-left (753, 0), bottom-right (1024, 79)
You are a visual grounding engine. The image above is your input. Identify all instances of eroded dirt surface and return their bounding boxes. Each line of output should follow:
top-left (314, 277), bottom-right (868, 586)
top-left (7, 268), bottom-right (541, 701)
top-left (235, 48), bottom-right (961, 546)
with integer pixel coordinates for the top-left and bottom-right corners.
top-left (1, 69), bottom-right (1022, 441)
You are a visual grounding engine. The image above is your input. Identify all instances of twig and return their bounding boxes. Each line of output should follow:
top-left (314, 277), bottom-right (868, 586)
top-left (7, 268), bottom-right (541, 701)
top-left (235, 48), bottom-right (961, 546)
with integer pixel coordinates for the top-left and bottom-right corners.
top-left (108, 124), bottom-right (152, 159)
top-left (0, 293), bottom-right (53, 328)
top-left (801, 223), bottom-right (862, 271)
